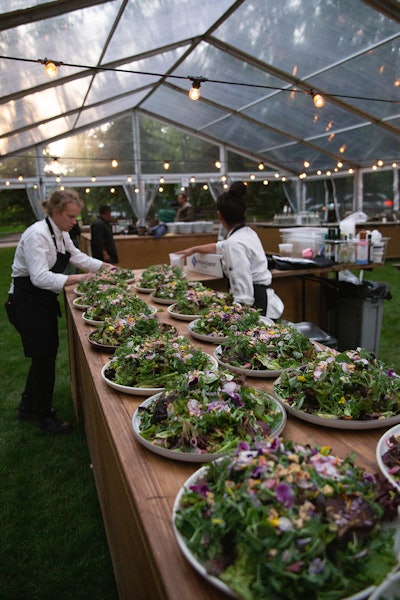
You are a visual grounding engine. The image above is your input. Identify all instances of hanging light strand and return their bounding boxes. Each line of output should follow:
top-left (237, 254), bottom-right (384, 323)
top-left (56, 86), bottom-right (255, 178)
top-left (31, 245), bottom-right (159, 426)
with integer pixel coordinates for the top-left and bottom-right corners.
top-left (0, 55), bottom-right (398, 105)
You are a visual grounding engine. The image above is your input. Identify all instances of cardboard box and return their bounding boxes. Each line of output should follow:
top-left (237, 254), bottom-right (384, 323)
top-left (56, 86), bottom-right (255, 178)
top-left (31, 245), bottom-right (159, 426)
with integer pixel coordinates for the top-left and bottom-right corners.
top-left (186, 253), bottom-right (224, 278)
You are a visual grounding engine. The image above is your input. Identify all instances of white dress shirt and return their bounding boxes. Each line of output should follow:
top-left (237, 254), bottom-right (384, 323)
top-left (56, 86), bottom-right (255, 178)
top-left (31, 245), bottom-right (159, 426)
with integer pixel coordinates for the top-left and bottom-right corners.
top-left (216, 226), bottom-right (272, 306)
top-left (10, 217), bottom-right (103, 294)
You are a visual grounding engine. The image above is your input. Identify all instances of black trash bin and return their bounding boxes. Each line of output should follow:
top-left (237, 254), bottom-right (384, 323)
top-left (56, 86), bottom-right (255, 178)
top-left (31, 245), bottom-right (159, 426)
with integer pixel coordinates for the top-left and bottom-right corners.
top-left (332, 280), bottom-right (391, 355)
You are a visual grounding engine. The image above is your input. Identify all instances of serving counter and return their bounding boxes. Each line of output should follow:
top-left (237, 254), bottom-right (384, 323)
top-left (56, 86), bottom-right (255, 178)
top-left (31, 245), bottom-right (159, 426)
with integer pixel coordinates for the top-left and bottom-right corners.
top-left (64, 279), bottom-right (387, 600)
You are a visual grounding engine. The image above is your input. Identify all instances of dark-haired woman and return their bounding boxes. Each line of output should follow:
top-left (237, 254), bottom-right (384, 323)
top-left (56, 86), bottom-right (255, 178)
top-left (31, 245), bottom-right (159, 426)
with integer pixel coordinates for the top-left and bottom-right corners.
top-left (6, 189), bottom-right (112, 433)
top-left (176, 184), bottom-right (282, 318)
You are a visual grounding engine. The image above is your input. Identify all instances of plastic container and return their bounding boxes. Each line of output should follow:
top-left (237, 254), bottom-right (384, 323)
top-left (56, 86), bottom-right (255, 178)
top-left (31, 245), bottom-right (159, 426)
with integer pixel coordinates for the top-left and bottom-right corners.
top-left (278, 243), bottom-right (293, 257)
top-left (279, 227), bottom-right (327, 258)
top-left (169, 253), bottom-right (184, 268)
top-left (176, 222), bottom-right (193, 234)
top-left (371, 237), bottom-right (389, 264)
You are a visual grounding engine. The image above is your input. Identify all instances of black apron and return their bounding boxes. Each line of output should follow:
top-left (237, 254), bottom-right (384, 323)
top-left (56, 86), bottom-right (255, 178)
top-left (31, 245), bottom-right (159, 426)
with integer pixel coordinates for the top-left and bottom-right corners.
top-left (224, 224), bottom-right (268, 315)
top-left (9, 218), bottom-right (71, 358)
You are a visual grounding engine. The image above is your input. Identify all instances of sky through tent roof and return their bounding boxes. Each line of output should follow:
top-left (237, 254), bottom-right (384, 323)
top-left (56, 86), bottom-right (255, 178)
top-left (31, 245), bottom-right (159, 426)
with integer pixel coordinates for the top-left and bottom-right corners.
top-left (0, 0), bottom-right (399, 175)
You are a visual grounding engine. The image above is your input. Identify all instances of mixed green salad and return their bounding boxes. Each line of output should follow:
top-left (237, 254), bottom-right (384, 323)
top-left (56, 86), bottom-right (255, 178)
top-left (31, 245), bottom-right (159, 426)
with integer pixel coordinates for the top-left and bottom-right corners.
top-left (137, 370), bottom-right (285, 455)
top-left (274, 347), bottom-right (400, 421)
top-left (171, 288), bottom-right (233, 316)
top-left (84, 289), bottom-right (153, 322)
top-left (137, 264), bottom-right (185, 289)
top-left (89, 313), bottom-right (174, 347)
top-left (103, 332), bottom-right (216, 388)
top-left (217, 322), bottom-right (316, 371)
top-left (174, 439), bottom-right (400, 600)
top-left (191, 304), bottom-right (262, 338)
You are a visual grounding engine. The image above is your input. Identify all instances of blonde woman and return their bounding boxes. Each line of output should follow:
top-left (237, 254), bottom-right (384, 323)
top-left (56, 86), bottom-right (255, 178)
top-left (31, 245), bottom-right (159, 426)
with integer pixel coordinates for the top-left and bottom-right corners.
top-left (6, 189), bottom-right (113, 433)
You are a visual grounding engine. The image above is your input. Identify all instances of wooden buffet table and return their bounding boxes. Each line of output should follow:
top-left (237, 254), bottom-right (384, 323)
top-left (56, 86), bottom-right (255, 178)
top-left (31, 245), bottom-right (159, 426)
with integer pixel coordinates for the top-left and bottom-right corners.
top-left (64, 275), bottom-right (388, 600)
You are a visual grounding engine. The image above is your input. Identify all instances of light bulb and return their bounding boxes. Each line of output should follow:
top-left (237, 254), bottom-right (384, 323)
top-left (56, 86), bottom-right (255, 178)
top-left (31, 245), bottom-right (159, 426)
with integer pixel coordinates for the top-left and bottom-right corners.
top-left (312, 92), bottom-right (325, 108)
top-left (189, 82), bottom-right (201, 101)
top-left (45, 60), bottom-right (58, 78)
top-left (163, 161), bottom-right (170, 170)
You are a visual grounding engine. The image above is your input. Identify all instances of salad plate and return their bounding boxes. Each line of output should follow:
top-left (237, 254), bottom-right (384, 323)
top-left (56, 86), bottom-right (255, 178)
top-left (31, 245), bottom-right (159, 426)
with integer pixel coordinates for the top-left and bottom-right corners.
top-left (88, 332), bottom-right (116, 352)
top-left (214, 345), bottom-right (282, 378)
top-left (189, 315), bottom-right (275, 344)
top-left (101, 343), bottom-right (218, 397)
top-left (275, 400), bottom-right (400, 430)
top-left (376, 424), bottom-right (400, 491)
top-left (167, 304), bottom-right (198, 321)
top-left (82, 312), bottom-right (103, 326)
top-left (73, 286), bottom-right (84, 296)
top-left (173, 439), bottom-right (400, 600)
top-left (101, 363), bottom-right (164, 396)
top-left (132, 284), bottom-right (155, 294)
top-left (188, 320), bottom-right (227, 343)
top-left (148, 292), bottom-right (176, 305)
top-left (273, 348), bottom-right (400, 429)
top-left (72, 297), bottom-right (90, 310)
top-left (131, 382), bottom-right (286, 462)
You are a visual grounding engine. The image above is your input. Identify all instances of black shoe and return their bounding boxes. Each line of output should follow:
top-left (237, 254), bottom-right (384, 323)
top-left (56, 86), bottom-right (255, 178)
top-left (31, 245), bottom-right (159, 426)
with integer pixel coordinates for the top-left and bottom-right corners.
top-left (40, 412), bottom-right (73, 434)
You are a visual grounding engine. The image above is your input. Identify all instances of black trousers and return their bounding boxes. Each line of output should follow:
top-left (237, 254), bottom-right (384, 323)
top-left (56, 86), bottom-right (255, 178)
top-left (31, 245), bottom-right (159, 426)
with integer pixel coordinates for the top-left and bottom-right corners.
top-left (11, 290), bottom-right (60, 416)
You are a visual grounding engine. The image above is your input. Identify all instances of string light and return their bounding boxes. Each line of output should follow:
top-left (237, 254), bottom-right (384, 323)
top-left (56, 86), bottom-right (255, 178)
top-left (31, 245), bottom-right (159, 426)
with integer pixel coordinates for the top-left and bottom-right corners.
top-left (188, 76), bottom-right (208, 101)
top-left (163, 161), bottom-right (170, 170)
top-left (312, 91), bottom-right (326, 108)
top-left (111, 159), bottom-right (118, 168)
top-left (38, 58), bottom-right (63, 78)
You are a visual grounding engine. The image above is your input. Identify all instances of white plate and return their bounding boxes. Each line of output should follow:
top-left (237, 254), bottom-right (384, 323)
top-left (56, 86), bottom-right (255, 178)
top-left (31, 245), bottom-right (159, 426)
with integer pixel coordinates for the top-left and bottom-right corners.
top-left (133, 284), bottom-right (156, 294)
top-left (148, 292), bottom-right (177, 305)
top-left (82, 312), bottom-right (103, 326)
top-left (167, 304), bottom-right (198, 321)
top-left (188, 320), bottom-right (227, 344)
top-left (172, 466), bottom-right (400, 600)
top-left (72, 297), bottom-right (90, 310)
top-left (376, 424), bottom-right (400, 490)
top-left (73, 286), bottom-right (84, 296)
top-left (88, 331), bottom-right (117, 352)
top-left (275, 394), bottom-right (400, 430)
top-left (101, 354), bottom-right (218, 397)
top-left (368, 572), bottom-right (400, 600)
top-left (101, 363), bottom-right (164, 396)
top-left (214, 346), bottom-right (282, 378)
top-left (132, 392), bottom-right (286, 463)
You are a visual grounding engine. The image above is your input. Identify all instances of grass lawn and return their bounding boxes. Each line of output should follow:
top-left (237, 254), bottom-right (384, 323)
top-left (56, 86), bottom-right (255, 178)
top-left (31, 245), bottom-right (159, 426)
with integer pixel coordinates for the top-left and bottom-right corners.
top-left (0, 244), bottom-right (398, 599)
top-left (0, 247), bottom-right (118, 600)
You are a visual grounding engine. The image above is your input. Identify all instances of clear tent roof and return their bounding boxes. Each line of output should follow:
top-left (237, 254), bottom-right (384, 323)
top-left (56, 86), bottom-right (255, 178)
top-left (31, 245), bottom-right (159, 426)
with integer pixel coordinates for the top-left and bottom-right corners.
top-left (1, 0), bottom-right (400, 176)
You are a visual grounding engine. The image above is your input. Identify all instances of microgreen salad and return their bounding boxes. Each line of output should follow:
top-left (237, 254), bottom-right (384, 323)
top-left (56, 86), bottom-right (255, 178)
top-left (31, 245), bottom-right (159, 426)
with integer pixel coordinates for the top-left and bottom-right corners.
top-left (152, 280), bottom-right (206, 301)
top-left (274, 348), bottom-right (400, 421)
top-left (217, 323), bottom-right (316, 371)
top-left (137, 264), bottom-right (185, 289)
top-left (174, 439), bottom-right (400, 600)
top-left (103, 333), bottom-right (216, 388)
top-left (171, 288), bottom-right (233, 316)
top-left (84, 289), bottom-right (153, 322)
top-left (89, 313), bottom-right (173, 348)
top-left (75, 267), bottom-right (132, 294)
top-left (136, 370), bottom-right (285, 457)
top-left (191, 304), bottom-right (262, 338)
